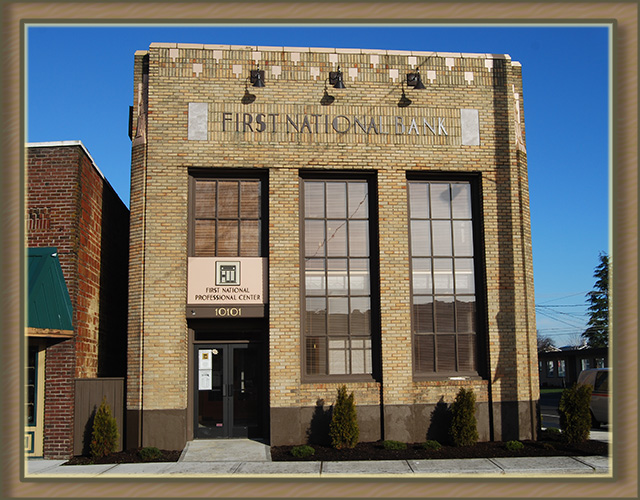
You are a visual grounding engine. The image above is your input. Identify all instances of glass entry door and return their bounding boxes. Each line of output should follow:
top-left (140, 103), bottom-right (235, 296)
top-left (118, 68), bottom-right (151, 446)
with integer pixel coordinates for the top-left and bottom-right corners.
top-left (195, 343), bottom-right (262, 439)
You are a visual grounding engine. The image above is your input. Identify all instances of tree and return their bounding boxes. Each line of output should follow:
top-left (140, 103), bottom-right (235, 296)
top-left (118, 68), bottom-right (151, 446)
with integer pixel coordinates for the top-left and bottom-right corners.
top-left (449, 388), bottom-right (479, 447)
top-left (582, 252), bottom-right (610, 348)
top-left (537, 333), bottom-right (557, 352)
top-left (558, 383), bottom-right (592, 443)
top-left (329, 385), bottom-right (359, 449)
top-left (90, 397), bottom-right (119, 459)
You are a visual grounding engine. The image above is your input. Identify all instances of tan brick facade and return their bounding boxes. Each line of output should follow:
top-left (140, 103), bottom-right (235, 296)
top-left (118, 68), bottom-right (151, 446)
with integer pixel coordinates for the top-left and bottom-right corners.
top-left (127, 43), bottom-right (538, 449)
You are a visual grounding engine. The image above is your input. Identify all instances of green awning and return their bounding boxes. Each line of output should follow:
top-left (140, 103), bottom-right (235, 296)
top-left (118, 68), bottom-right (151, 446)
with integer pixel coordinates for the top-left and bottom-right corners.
top-left (27, 247), bottom-right (73, 332)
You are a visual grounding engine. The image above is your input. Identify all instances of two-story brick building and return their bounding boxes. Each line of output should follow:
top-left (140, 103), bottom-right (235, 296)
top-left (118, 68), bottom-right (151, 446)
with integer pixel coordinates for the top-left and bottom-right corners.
top-left (26, 142), bottom-right (129, 458)
top-left (126, 43), bottom-right (538, 450)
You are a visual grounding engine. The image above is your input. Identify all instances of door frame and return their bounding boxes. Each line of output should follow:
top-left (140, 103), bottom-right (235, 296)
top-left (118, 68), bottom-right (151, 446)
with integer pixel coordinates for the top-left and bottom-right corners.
top-left (25, 341), bottom-right (45, 457)
top-left (193, 342), bottom-right (263, 439)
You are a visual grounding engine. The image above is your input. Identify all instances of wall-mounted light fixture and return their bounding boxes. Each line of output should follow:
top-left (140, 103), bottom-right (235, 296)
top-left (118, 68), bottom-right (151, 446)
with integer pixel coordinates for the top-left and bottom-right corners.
top-left (406, 68), bottom-right (426, 89)
top-left (329, 66), bottom-right (346, 89)
top-left (250, 64), bottom-right (265, 87)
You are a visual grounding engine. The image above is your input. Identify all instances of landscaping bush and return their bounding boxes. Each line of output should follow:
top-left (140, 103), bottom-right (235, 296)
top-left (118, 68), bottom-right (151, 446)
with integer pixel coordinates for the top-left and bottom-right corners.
top-left (505, 440), bottom-right (524, 451)
top-left (90, 397), bottom-right (119, 459)
top-left (291, 445), bottom-right (315, 458)
top-left (138, 446), bottom-right (163, 461)
top-left (329, 385), bottom-right (359, 449)
top-left (558, 383), bottom-right (592, 444)
top-left (449, 388), bottom-right (479, 447)
top-left (422, 440), bottom-right (442, 451)
top-left (382, 440), bottom-right (407, 450)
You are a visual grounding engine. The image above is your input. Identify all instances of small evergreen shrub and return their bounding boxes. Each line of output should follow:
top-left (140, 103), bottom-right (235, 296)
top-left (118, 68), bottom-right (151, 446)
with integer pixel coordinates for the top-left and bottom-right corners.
top-left (329, 385), bottom-right (359, 449)
top-left (90, 397), bottom-right (119, 459)
top-left (291, 445), bottom-right (315, 458)
top-left (422, 440), bottom-right (442, 451)
top-left (138, 446), bottom-right (163, 461)
top-left (559, 383), bottom-right (593, 444)
top-left (449, 388), bottom-right (479, 447)
top-left (382, 440), bottom-right (407, 450)
top-left (505, 440), bottom-right (524, 452)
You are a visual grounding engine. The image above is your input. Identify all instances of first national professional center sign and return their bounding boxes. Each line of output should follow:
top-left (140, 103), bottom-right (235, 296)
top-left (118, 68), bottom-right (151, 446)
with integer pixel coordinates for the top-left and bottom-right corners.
top-left (187, 257), bottom-right (267, 318)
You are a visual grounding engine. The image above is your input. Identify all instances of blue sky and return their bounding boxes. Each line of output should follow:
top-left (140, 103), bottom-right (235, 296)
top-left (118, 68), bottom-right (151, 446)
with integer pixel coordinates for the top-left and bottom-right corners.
top-left (26, 24), bottom-right (611, 346)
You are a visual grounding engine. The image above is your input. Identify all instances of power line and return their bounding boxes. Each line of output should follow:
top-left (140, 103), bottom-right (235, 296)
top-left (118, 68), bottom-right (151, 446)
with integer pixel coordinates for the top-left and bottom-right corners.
top-left (537, 291), bottom-right (589, 304)
top-left (536, 304), bottom-right (587, 307)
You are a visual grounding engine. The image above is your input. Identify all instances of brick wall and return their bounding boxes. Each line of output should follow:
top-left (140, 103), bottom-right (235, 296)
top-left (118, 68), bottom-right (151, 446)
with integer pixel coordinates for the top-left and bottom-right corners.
top-left (42, 339), bottom-right (75, 458)
top-left (128, 44), bottom-right (538, 445)
top-left (27, 143), bottom-right (129, 457)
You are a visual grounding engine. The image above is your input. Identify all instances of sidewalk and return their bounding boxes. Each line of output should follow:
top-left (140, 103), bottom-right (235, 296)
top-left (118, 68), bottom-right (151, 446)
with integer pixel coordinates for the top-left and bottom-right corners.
top-left (26, 431), bottom-right (611, 477)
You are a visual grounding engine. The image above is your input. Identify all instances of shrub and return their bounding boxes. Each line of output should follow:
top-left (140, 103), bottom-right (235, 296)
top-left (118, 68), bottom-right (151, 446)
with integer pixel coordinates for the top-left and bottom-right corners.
top-left (558, 383), bottom-right (592, 444)
top-left (90, 397), bottom-right (119, 459)
top-left (449, 388), bottom-right (479, 447)
top-left (291, 445), bottom-right (315, 458)
top-left (329, 385), bottom-right (359, 449)
top-left (422, 440), bottom-right (442, 451)
top-left (138, 446), bottom-right (163, 461)
top-left (382, 440), bottom-right (407, 450)
top-left (505, 440), bottom-right (524, 451)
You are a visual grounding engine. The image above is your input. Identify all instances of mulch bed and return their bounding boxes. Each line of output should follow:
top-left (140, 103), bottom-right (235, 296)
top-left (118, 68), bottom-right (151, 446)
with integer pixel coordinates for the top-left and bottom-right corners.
top-left (64, 431), bottom-right (607, 465)
top-left (271, 439), bottom-right (607, 462)
top-left (64, 448), bottom-right (182, 466)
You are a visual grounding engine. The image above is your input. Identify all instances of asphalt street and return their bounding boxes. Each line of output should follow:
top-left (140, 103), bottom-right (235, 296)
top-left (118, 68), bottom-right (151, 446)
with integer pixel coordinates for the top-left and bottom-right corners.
top-left (540, 391), bottom-right (562, 429)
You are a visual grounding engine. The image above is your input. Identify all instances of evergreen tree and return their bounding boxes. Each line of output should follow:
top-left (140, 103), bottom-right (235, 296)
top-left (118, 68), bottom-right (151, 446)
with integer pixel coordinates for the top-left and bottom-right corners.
top-left (329, 385), bottom-right (359, 449)
top-left (582, 252), bottom-right (610, 348)
top-left (559, 383), bottom-right (592, 443)
top-left (449, 388), bottom-right (479, 447)
top-left (90, 397), bottom-right (119, 459)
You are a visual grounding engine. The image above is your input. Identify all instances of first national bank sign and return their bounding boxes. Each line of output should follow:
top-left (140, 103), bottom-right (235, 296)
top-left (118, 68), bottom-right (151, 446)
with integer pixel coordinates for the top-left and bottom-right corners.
top-left (187, 104), bottom-right (481, 146)
top-left (187, 257), bottom-right (267, 318)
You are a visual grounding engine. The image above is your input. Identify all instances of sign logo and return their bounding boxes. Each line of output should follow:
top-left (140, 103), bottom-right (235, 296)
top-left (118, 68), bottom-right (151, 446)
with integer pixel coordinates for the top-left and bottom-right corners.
top-left (216, 261), bottom-right (240, 286)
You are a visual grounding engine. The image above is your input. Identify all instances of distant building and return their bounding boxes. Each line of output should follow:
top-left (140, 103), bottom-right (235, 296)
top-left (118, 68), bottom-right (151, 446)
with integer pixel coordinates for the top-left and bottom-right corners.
top-left (126, 43), bottom-right (538, 450)
top-left (26, 142), bottom-right (129, 458)
top-left (538, 345), bottom-right (608, 388)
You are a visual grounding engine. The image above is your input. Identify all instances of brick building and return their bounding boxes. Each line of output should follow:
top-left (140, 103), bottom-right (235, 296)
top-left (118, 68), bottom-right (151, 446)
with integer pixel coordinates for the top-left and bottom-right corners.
top-left (127, 43), bottom-right (538, 450)
top-left (26, 142), bottom-right (129, 458)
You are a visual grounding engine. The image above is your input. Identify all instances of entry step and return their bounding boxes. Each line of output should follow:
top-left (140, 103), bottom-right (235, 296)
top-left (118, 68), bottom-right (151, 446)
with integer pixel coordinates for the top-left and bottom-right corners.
top-left (179, 439), bottom-right (272, 462)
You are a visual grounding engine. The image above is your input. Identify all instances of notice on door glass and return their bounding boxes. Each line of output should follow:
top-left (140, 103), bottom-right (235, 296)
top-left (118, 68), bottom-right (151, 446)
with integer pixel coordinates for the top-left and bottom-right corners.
top-left (199, 349), bottom-right (213, 390)
top-left (199, 349), bottom-right (212, 370)
top-left (199, 370), bottom-right (212, 390)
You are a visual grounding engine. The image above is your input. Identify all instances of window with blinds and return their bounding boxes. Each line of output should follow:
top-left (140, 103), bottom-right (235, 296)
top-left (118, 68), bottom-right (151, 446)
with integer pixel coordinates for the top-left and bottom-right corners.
top-left (193, 178), bottom-right (261, 257)
top-left (408, 180), bottom-right (479, 376)
top-left (302, 178), bottom-right (375, 377)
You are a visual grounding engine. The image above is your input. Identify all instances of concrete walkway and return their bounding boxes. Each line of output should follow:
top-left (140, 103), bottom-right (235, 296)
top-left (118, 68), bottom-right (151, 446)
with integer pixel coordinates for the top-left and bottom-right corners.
top-left (26, 432), bottom-right (611, 477)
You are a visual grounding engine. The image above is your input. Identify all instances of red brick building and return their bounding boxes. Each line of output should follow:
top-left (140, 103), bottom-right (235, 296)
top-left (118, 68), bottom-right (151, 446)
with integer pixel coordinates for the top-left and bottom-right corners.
top-left (26, 141), bottom-right (129, 458)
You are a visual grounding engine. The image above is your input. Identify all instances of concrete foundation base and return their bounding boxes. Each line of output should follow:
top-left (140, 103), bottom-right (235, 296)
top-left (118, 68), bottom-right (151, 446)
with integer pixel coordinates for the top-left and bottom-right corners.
top-left (270, 400), bottom-right (538, 446)
top-left (126, 409), bottom-right (188, 451)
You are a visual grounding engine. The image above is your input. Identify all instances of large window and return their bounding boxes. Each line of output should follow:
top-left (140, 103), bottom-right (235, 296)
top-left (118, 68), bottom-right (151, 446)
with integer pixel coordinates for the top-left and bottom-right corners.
top-left (408, 180), bottom-right (479, 376)
top-left (192, 178), bottom-right (262, 257)
top-left (302, 178), bottom-right (375, 377)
